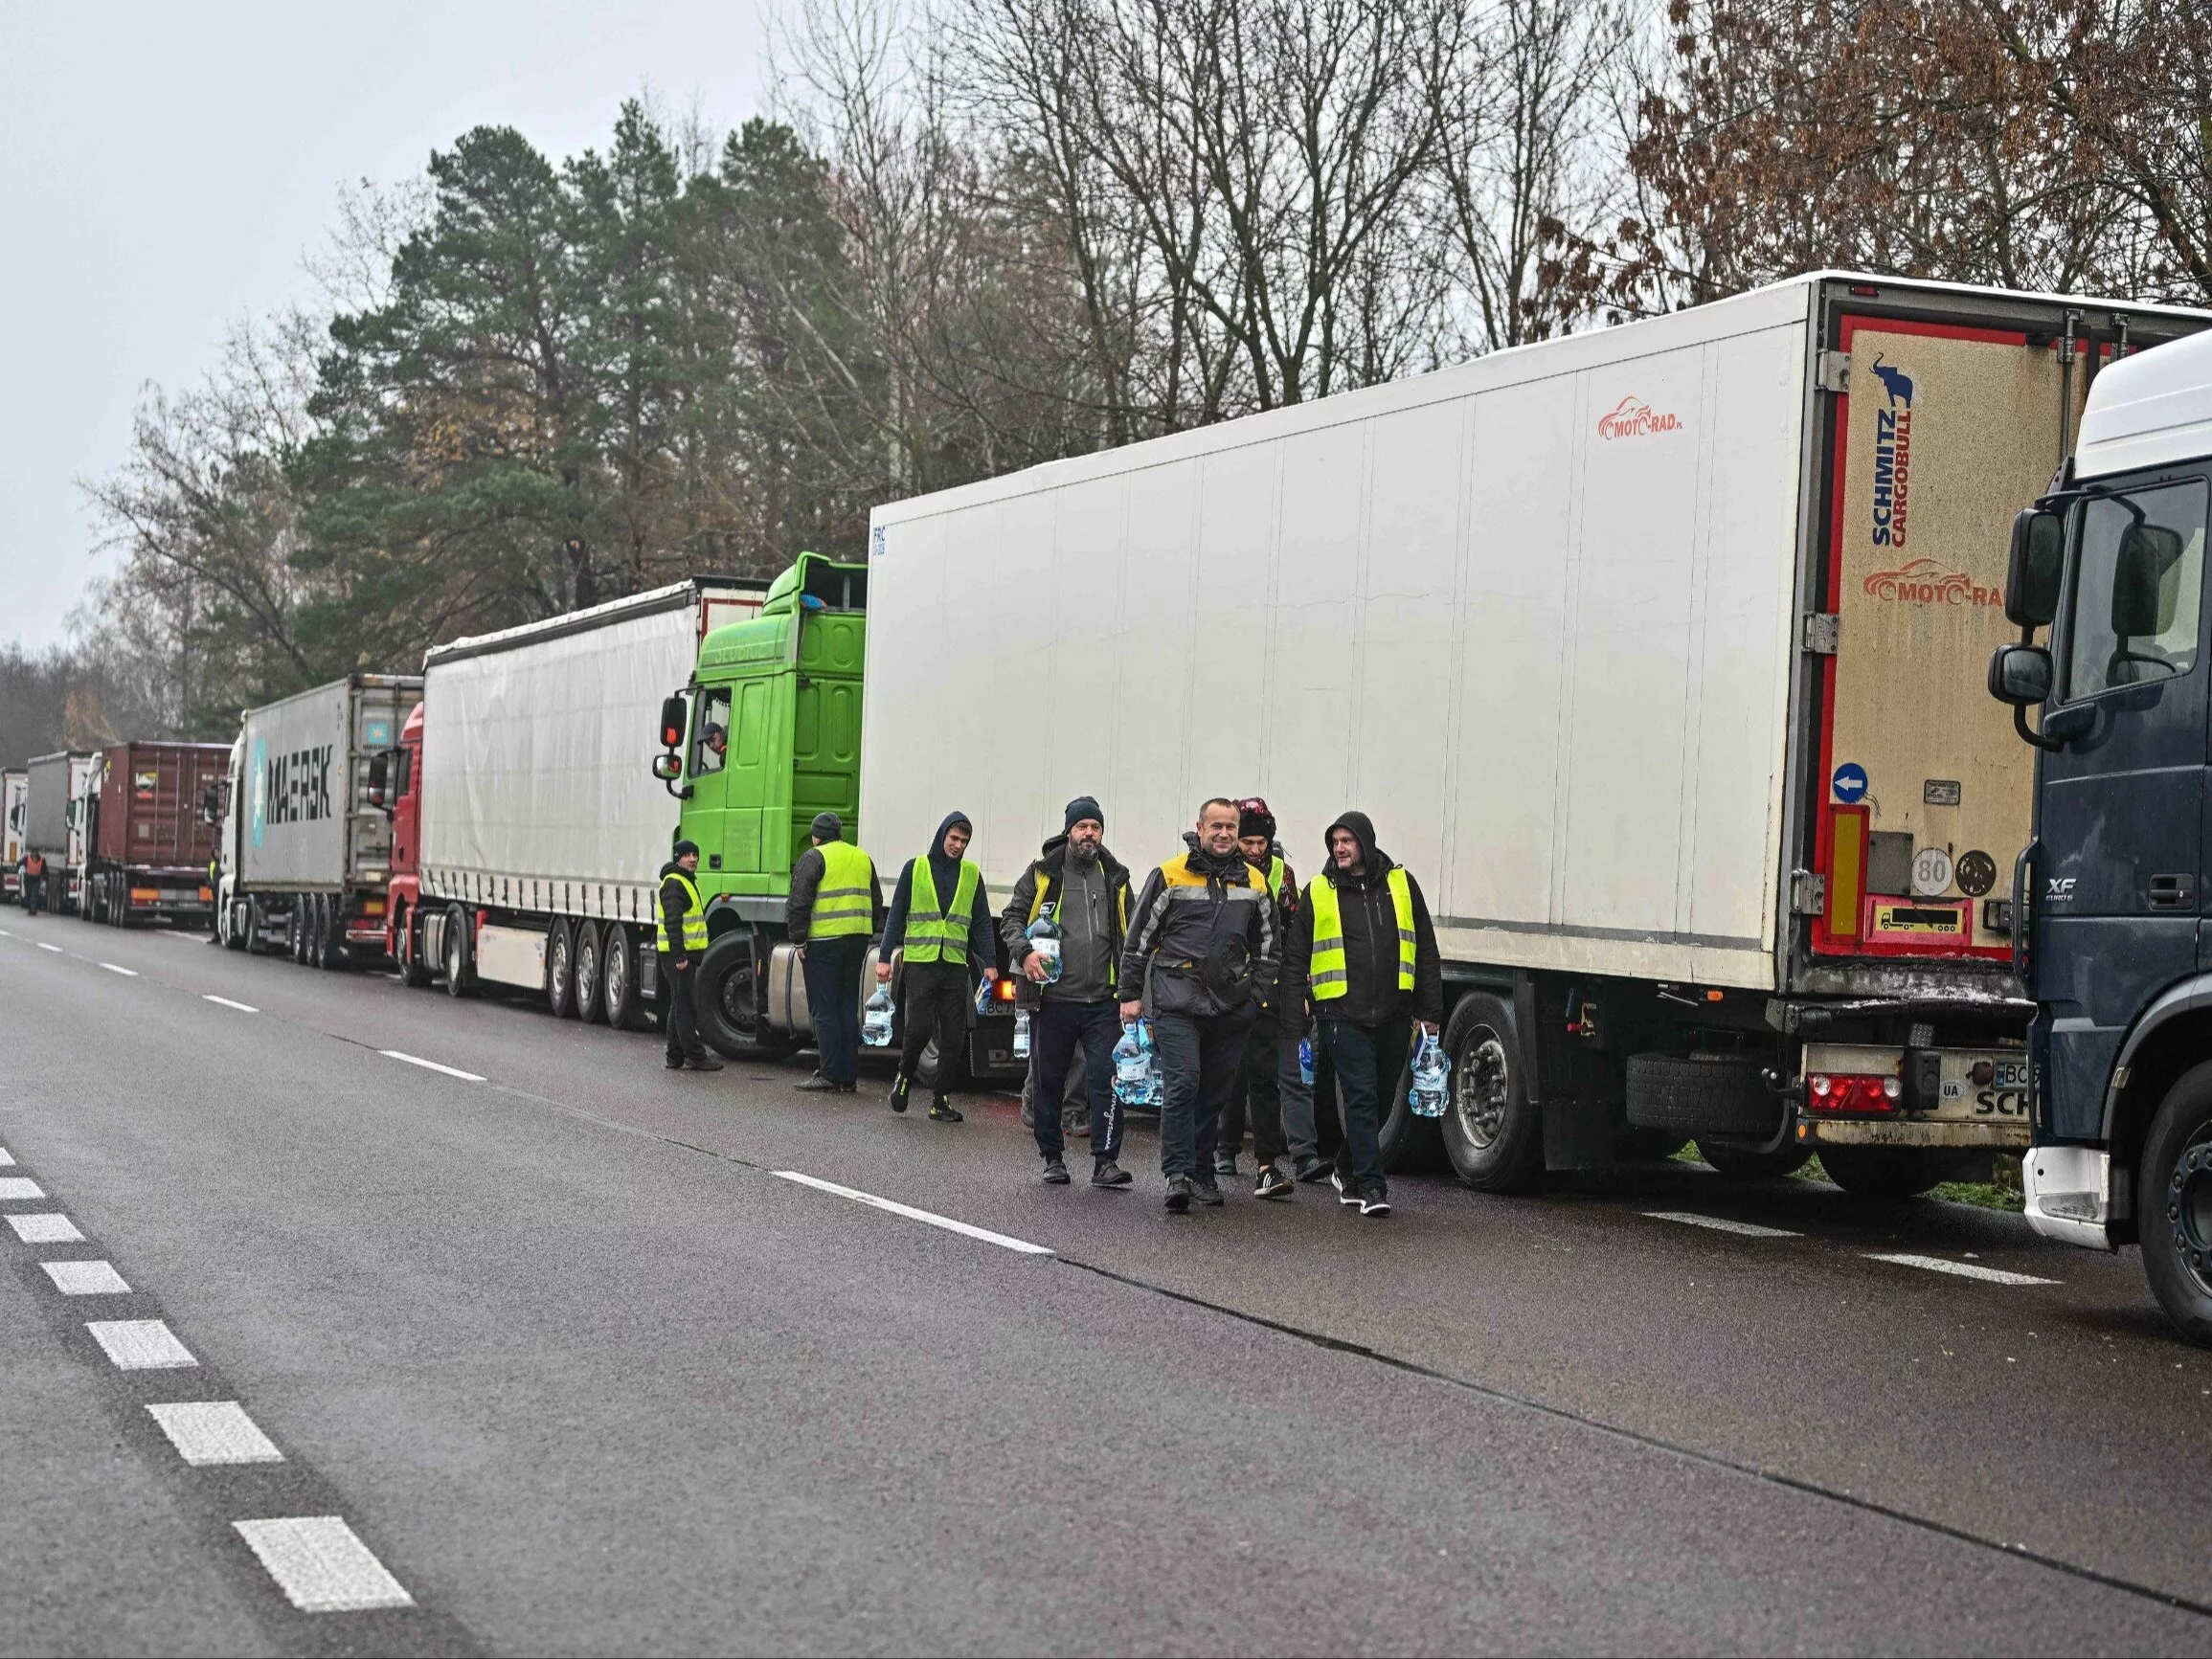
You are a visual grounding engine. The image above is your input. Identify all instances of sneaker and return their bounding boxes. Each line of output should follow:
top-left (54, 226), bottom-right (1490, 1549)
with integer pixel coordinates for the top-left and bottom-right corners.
top-left (1043, 1158), bottom-right (1071, 1185)
top-left (688, 1056), bottom-right (727, 1072)
top-left (1192, 1176), bottom-right (1225, 1207)
top-left (665, 1056), bottom-right (687, 1070)
top-left (792, 1071), bottom-right (836, 1090)
top-left (1092, 1159), bottom-right (1132, 1188)
top-left (890, 1076), bottom-right (912, 1114)
top-left (1163, 1176), bottom-right (1194, 1213)
top-left (1292, 1155), bottom-right (1331, 1184)
top-left (929, 1096), bottom-right (964, 1123)
top-left (1254, 1166), bottom-right (1294, 1200)
top-left (1359, 1190), bottom-right (1392, 1218)
top-left (1330, 1170), bottom-right (1360, 1207)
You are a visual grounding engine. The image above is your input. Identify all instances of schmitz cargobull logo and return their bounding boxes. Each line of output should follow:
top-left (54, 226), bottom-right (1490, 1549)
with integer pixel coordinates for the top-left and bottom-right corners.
top-left (1868, 353), bottom-right (1914, 548)
top-left (1596, 396), bottom-right (1683, 439)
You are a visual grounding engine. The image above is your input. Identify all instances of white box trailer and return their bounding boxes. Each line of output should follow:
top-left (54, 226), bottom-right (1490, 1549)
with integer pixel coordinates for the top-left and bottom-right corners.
top-left (404, 579), bottom-right (765, 1020)
top-left (863, 272), bottom-right (2212, 1196)
top-left (24, 751), bottom-right (97, 914)
top-left (214, 675), bottom-right (422, 965)
top-left (2, 769), bottom-right (24, 900)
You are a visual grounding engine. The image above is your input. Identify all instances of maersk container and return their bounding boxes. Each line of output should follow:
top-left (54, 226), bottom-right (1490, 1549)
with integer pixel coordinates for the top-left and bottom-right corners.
top-left (862, 271), bottom-right (2212, 1199)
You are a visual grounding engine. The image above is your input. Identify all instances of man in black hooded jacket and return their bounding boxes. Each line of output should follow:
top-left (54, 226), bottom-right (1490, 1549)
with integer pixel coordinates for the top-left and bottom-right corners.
top-left (1278, 811), bottom-right (1443, 1217)
top-left (878, 811), bottom-right (998, 1121)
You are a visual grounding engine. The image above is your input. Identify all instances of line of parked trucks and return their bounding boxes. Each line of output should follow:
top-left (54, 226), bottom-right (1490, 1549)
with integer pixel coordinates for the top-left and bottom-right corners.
top-left (12, 270), bottom-right (2212, 1341)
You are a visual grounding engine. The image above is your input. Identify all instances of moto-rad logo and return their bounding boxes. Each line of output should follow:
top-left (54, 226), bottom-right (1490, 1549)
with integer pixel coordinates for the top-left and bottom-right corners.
top-left (1596, 396), bottom-right (1684, 439)
top-left (262, 743), bottom-right (336, 828)
top-left (1862, 556), bottom-right (2004, 608)
top-left (2045, 876), bottom-right (2076, 900)
top-left (1869, 353), bottom-right (1915, 549)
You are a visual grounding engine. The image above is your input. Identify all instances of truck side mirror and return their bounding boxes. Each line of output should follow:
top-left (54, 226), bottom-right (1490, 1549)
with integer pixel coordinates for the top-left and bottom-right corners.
top-left (1987, 642), bottom-right (2054, 706)
top-left (199, 781), bottom-right (221, 824)
top-left (651, 754), bottom-right (683, 783)
top-left (2004, 509), bottom-right (2065, 628)
top-left (659, 696), bottom-right (688, 751)
top-left (366, 751), bottom-right (390, 810)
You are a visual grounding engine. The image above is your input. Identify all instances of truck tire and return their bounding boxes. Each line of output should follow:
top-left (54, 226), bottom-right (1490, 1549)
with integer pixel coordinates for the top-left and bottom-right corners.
top-left (1698, 1139), bottom-right (1813, 1181)
top-left (224, 899), bottom-right (247, 952)
top-left (395, 903), bottom-right (432, 988)
top-left (547, 920), bottom-right (577, 1018)
top-left (602, 924), bottom-right (642, 1030)
top-left (245, 897), bottom-right (269, 956)
top-left (1437, 992), bottom-right (1543, 1192)
top-left (575, 923), bottom-right (607, 1024)
top-left (1625, 1052), bottom-right (1777, 1137)
top-left (307, 896), bottom-right (329, 969)
top-left (693, 933), bottom-right (794, 1060)
top-left (2140, 1061), bottom-right (2212, 1346)
top-left (289, 899), bottom-right (309, 964)
top-left (1818, 1145), bottom-right (1941, 1201)
top-left (442, 905), bottom-right (474, 998)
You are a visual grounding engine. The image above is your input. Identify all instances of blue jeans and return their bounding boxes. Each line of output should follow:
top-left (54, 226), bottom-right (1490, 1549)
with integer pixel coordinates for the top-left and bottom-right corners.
top-left (1031, 998), bottom-right (1122, 1162)
top-left (1319, 1018), bottom-right (1410, 1198)
top-left (1153, 1007), bottom-right (1255, 1180)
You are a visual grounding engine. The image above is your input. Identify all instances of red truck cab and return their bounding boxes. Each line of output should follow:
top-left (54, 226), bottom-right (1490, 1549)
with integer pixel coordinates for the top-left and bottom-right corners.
top-left (381, 703), bottom-right (428, 978)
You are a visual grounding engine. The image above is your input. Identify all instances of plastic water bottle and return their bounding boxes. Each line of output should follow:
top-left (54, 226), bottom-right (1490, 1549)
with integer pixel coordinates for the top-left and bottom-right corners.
top-left (1138, 1019), bottom-right (1164, 1108)
top-left (1298, 1034), bottom-right (1315, 1086)
top-left (1409, 1030), bottom-right (1449, 1118)
top-left (863, 983), bottom-right (894, 1047)
top-left (1026, 916), bottom-right (1063, 984)
top-left (1113, 1022), bottom-right (1149, 1107)
top-left (1013, 1007), bottom-right (1032, 1059)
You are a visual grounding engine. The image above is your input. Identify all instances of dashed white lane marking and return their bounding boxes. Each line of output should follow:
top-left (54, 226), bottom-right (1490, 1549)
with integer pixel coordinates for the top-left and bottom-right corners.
top-left (202, 995), bottom-right (259, 1013)
top-left (35, 941), bottom-right (63, 953)
top-left (99, 962), bottom-right (138, 976)
top-left (774, 1170), bottom-right (1055, 1256)
top-left (234, 1516), bottom-right (414, 1613)
top-left (378, 1050), bottom-right (485, 1083)
top-left (148, 1401), bottom-right (284, 1467)
top-left (0, 1145), bottom-right (12, 1165)
top-left (1643, 1211), bottom-right (1800, 1238)
top-left (0, 1177), bottom-right (48, 1200)
top-left (8, 1213), bottom-right (83, 1243)
top-left (43, 1259), bottom-right (131, 1295)
top-left (87, 1318), bottom-right (198, 1370)
top-left (1867, 1252), bottom-right (2059, 1287)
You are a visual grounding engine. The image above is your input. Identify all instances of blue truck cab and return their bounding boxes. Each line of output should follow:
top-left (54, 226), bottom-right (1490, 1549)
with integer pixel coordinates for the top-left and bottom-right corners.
top-left (1991, 327), bottom-right (2212, 1341)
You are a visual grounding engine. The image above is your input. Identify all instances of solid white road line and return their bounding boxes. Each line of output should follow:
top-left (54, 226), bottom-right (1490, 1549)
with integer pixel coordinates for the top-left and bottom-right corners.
top-left (233, 1516), bottom-right (414, 1613)
top-left (43, 1260), bottom-right (131, 1295)
top-left (0, 1177), bottom-right (48, 1200)
top-left (147, 1401), bottom-right (283, 1467)
top-left (202, 995), bottom-right (258, 1013)
top-left (1867, 1252), bottom-right (2059, 1287)
top-left (35, 941), bottom-right (62, 953)
top-left (86, 1318), bottom-right (197, 1370)
top-left (378, 1050), bottom-right (485, 1083)
top-left (99, 962), bottom-right (138, 976)
top-left (7, 1213), bottom-right (84, 1243)
top-left (773, 1170), bottom-right (1055, 1256)
top-left (1643, 1211), bottom-right (1801, 1239)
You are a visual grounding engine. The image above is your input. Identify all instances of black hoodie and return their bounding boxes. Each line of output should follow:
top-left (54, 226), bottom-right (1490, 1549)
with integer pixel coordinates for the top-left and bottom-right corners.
top-left (882, 811), bottom-right (996, 967)
top-left (1279, 811), bottom-right (1443, 1025)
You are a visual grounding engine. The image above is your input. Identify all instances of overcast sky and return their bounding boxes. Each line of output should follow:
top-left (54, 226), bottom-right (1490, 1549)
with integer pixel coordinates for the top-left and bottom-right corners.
top-left (0, 1), bottom-right (771, 649)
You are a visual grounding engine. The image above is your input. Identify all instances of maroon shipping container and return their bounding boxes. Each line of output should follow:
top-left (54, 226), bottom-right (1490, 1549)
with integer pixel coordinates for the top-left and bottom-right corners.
top-left (84, 742), bottom-right (230, 926)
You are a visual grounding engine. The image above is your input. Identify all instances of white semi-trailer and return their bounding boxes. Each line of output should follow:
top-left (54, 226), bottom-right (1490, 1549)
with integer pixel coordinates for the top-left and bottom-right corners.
top-left (863, 272), bottom-right (2212, 1197)
top-left (2, 769), bottom-right (25, 901)
top-left (24, 751), bottom-right (97, 915)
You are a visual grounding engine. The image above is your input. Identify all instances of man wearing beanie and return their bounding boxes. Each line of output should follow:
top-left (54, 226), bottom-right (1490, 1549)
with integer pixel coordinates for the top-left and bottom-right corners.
top-left (786, 811), bottom-right (881, 1093)
top-left (659, 839), bottom-right (723, 1072)
top-left (877, 811), bottom-right (998, 1121)
top-left (1001, 796), bottom-right (1134, 1187)
top-left (1214, 796), bottom-right (1323, 1196)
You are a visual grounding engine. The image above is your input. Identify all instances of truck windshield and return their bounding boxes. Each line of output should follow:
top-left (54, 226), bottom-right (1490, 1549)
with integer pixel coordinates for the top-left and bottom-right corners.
top-left (2063, 479), bottom-right (2208, 699)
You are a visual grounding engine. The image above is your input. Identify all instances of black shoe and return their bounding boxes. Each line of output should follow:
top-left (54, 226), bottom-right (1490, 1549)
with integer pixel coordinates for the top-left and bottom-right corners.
top-left (834, 1081), bottom-right (857, 1094)
top-left (1092, 1159), bottom-right (1132, 1188)
top-left (1292, 1155), bottom-right (1331, 1184)
top-left (688, 1056), bottom-right (726, 1072)
top-left (1163, 1175), bottom-right (1194, 1213)
top-left (665, 1056), bottom-right (687, 1070)
top-left (1043, 1158), bottom-right (1071, 1184)
top-left (1192, 1177), bottom-right (1225, 1207)
top-left (929, 1096), bottom-right (963, 1123)
top-left (890, 1076), bottom-right (912, 1113)
top-left (1254, 1166), bottom-right (1294, 1199)
top-left (1330, 1170), bottom-right (1360, 1207)
top-left (792, 1071), bottom-right (835, 1090)
top-left (1360, 1190), bottom-right (1392, 1218)
top-left (1212, 1152), bottom-right (1239, 1178)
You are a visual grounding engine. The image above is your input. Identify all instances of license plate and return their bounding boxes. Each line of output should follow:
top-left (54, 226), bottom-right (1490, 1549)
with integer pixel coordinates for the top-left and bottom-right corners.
top-left (1933, 1053), bottom-right (2029, 1121)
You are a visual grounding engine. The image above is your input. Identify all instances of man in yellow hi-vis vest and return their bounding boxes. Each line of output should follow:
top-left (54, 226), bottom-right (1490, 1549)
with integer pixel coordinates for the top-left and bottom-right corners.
top-left (788, 811), bottom-right (882, 1094)
top-left (660, 840), bottom-right (724, 1072)
top-left (1278, 811), bottom-right (1442, 1218)
top-left (877, 810), bottom-right (998, 1121)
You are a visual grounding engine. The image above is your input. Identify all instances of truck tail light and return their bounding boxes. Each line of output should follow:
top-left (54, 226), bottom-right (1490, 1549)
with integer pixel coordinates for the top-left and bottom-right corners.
top-left (361, 898), bottom-right (386, 917)
top-left (129, 887), bottom-right (160, 905)
top-left (198, 886), bottom-right (213, 903)
top-left (1805, 1072), bottom-right (1902, 1114)
top-left (992, 976), bottom-right (1019, 1003)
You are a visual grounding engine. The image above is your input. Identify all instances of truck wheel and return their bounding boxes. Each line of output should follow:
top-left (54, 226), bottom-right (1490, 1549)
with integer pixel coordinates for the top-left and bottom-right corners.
top-left (547, 920), bottom-right (577, 1018)
top-left (245, 897), bottom-right (269, 956)
top-left (575, 924), bottom-right (606, 1023)
top-left (306, 896), bottom-right (327, 969)
top-left (442, 905), bottom-right (474, 998)
top-left (1818, 1145), bottom-right (1940, 1201)
top-left (395, 904), bottom-right (432, 988)
top-left (289, 900), bottom-right (309, 964)
top-left (602, 925), bottom-right (642, 1030)
top-left (2141, 1062), bottom-right (2212, 1346)
top-left (1625, 1052), bottom-right (1777, 1137)
top-left (1698, 1139), bottom-right (1813, 1181)
top-left (693, 933), bottom-right (794, 1060)
top-left (1437, 992), bottom-right (1543, 1192)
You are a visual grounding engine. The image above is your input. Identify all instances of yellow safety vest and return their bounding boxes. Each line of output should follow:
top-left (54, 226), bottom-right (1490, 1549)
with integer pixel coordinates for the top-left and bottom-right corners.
top-left (655, 870), bottom-right (710, 955)
top-left (1027, 861), bottom-right (1132, 989)
top-left (812, 841), bottom-right (875, 939)
top-left (1306, 866), bottom-right (1415, 1000)
top-left (1262, 855), bottom-right (1286, 899)
top-left (903, 858), bottom-right (981, 964)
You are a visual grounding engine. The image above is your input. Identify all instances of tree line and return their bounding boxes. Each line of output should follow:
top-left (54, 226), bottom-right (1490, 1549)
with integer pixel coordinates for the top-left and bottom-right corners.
top-left (16, 0), bottom-right (2207, 758)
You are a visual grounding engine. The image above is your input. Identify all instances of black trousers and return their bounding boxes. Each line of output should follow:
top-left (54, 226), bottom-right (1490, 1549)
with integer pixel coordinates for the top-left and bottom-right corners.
top-left (898, 960), bottom-right (973, 1092)
top-left (802, 935), bottom-right (867, 1084)
top-left (1221, 1005), bottom-right (1290, 1166)
top-left (1318, 1017), bottom-right (1410, 1198)
top-left (1030, 998), bottom-right (1122, 1163)
top-left (663, 956), bottom-right (707, 1064)
top-left (1154, 1007), bottom-right (1255, 1179)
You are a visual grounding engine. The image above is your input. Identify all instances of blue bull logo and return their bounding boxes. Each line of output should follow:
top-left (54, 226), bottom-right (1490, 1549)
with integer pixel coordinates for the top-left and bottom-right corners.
top-left (1871, 355), bottom-right (1914, 407)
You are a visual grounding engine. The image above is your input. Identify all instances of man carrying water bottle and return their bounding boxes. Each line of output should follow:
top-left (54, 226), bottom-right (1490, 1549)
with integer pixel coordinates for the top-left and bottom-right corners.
top-left (878, 811), bottom-right (998, 1122)
top-left (1002, 796), bottom-right (1135, 1188)
top-left (1278, 811), bottom-right (1443, 1218)
top-left (1119, 798), bottom-right (1276, 1213)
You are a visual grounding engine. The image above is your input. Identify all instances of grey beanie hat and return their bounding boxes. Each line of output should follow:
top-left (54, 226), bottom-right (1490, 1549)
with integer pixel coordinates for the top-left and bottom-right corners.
top-left (811, 812), bottom-right (844, 840)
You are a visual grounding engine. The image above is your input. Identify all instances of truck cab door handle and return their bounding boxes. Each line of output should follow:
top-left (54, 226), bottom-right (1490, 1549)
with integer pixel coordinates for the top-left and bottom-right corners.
top-left (2149, 873), bottom-right (2196, 910)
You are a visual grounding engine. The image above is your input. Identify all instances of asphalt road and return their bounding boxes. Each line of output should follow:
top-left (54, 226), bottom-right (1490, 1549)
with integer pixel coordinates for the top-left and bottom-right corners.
top-left (4, 907), bottom-right (2211, 1657)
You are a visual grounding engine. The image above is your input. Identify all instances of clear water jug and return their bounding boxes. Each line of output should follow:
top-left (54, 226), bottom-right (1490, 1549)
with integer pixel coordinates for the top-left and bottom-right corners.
top-left (863, 984), bottom-right (894, 1047)
top-left (1298, 1034), bottom-right (1315, 1086)
top-left (1013, 1007), bottom-right (1032, 1059)
top-left (1113, 1021), bottom-right (1149, 1106)
top-left (1026, 916), bottom-right (1064, 984)
top-left (1409, 1030), bottom-right (1449, 1118)
top-left (1138, 1019), bottom-right (1164, 1107)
